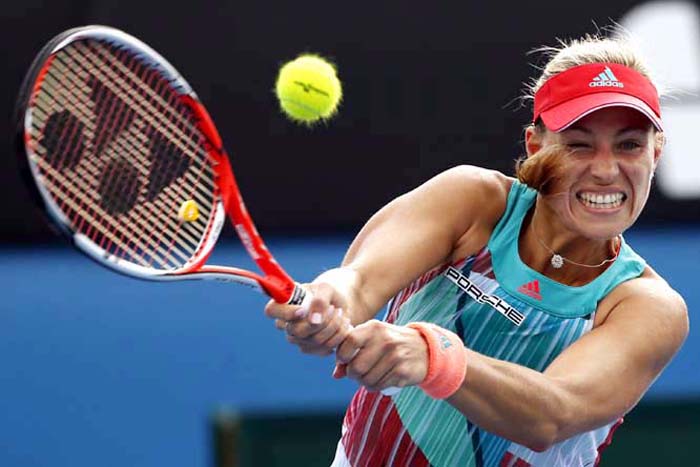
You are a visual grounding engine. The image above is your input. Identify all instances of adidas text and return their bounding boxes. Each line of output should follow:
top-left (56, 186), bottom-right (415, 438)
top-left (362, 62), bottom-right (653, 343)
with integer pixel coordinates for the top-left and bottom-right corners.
top-left (589, 81), bottom-right (624, 88)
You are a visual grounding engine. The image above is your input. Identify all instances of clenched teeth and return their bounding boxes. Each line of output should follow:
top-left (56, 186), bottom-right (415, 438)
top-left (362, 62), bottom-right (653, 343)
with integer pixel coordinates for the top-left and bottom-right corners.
top-left (577, 192), bottom-right (626, 209)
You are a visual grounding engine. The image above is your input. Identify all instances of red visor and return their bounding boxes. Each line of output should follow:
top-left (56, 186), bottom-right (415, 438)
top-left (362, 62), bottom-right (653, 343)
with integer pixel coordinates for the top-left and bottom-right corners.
top-left (533, 63), bottom-right (662, 132)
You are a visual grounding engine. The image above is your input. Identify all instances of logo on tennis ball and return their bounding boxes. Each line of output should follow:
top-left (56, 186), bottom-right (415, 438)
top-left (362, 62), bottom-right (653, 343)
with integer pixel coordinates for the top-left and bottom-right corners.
top-left (275, 54), bottom-right (342, 125)
top-left (293, 81), bottom-right (329, 96)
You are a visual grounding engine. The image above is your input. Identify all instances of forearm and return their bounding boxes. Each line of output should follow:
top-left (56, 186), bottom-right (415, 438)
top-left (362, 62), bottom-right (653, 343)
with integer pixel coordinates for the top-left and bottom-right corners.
top-left (313, 266), bottom-right (385, 325)
top-left (447, 350), bottom-right (575, 452)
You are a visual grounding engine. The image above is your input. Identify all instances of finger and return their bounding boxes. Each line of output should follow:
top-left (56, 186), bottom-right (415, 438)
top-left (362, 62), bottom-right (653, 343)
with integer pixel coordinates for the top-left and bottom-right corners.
top-left (285, 333), bottom-right (333, 355)
top-left (333, 348), bottom-right (363, 379)
top-left (288, 302), bottom-right (345, 339)
top-left (357, 354), bottom-right (398, 391)
top-left (309, 308), bottom-right (351, 345)
top-left (286, 311), bottom-right (326, 339)
top-left (264, 298), bottom-right (304, 321)
top-left (344, 343), bottom-right (386, 382)
top-left (274, 319), bottom-right (287, 331)
top-left (298, 342), bottom-right (334, 356)
top-left (305, 283), bottom-right (336, 322)
top-left (285, 313), bottom-right (344, 345)
top-left (308, 315), bottom-right (340, 344)
top-left (323, 319), bottom-right (352, 349)
top-left (335, 319), bottom-right (377, 363)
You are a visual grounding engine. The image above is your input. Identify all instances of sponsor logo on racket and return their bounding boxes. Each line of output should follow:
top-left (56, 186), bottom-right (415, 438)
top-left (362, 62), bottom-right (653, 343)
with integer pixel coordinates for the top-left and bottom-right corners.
top-left (235, 224), bottom-right (260, 260)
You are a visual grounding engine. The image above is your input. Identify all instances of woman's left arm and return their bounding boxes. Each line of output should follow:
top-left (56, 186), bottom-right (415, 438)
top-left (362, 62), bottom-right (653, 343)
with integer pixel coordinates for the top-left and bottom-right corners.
top-left (336, 276), bottom-right (688, 452)
top-left (446, 277), bottom-right (688, 451)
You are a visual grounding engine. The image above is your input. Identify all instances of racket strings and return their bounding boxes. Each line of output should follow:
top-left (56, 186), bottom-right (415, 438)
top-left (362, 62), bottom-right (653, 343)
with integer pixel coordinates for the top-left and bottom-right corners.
top-left (32, 73), bottom-right (212, 260)
top-left (32, 94), bottom-right (204, 268)
top-left (31, 105), bottom-right (201, 266)
top-left (33, 70), bottom-right (214, 212)
top-left (76, 42), bottom-right (210, 167)
top-left (31, 92), bottom-right (214, 245)
top-left (28, 38), bottom-right (219, 270)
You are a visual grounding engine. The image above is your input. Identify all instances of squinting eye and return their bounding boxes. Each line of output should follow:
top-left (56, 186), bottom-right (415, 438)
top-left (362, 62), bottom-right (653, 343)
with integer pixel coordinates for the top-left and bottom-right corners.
top-left (619, 140), bottom-right (642, 151)
top-left (566, 142), bottom-right (591, 150)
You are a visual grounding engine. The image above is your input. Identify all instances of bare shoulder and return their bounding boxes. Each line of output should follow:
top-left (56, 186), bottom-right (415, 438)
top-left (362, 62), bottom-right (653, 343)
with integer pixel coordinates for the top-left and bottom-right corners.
top-left (426, 166), bottom-right (512, 260)
top-left (436, 165), bottom-right (511, 195)
top-left (597, 266), bottom-right (689, 343)
top-left (429, 165), bottom-right (512, 225)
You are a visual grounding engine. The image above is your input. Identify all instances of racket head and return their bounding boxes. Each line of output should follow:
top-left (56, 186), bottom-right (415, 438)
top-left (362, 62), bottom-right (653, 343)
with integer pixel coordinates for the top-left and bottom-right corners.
top-left (16, 25), bottom-right (302, 304)
top-left (16, 25), bottom-right (228, 281)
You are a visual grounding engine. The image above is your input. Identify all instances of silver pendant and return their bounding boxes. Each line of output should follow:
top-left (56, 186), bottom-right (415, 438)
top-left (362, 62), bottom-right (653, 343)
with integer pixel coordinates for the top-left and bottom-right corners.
top-left (551, 254), bottom-right (564, 269)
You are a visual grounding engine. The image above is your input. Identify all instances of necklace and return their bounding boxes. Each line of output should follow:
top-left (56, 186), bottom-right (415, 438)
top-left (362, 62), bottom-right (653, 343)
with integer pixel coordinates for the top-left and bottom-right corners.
top-left (531, 211), bottom-right (620, 269)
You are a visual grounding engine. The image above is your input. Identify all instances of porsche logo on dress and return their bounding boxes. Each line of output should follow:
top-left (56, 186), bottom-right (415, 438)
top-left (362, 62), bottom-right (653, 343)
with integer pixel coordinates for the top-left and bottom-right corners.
top-left (445, 266), bottom-right (525, 326)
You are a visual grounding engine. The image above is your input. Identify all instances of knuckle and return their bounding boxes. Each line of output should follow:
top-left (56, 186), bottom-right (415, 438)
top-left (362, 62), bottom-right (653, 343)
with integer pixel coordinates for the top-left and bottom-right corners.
top-left (350, 361), bottom-right (369, 376)
top-left (289, 323), bottom-right (310, 339)
top-left (365, 319), bottom-right (381, 329)
top-left (314, 282), bottom-right (333, 296)
top-left (382, 339), bottom-right (399, 353)
top-left (265, 302), bottom-right (295, 320)
top-left (325, 333), bottom-right (345, 350)
top-left (286, 335), bottom-right (300, 344)
top-left (312, 347), bottom-right (333, 356)
top-left (392, 365), bottom-right (409, 382)
top-left (344, 333), bottom-right (361, 348)
top-left (263, 302), bottom-right (276, 318)
top-left (310, 332), bottom-right (329, 345)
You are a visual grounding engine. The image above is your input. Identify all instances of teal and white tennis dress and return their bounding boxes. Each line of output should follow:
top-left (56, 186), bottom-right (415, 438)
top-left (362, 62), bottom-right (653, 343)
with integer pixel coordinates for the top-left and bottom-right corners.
top-left (331, 180), bottom-right (646, 467)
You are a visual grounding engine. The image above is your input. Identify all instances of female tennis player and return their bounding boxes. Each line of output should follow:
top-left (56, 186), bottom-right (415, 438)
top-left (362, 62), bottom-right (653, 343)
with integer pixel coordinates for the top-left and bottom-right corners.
top-left (265, 34), bottom-right (689, 466)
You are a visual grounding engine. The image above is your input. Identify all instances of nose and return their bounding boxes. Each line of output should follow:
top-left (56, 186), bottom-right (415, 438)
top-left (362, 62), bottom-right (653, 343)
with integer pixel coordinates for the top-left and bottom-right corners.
top-left (589, 148), bottom-right (619, 182)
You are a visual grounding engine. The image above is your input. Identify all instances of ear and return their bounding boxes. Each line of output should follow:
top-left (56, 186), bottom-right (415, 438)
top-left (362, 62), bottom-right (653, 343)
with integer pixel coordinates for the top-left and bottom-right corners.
top-left (525, 125), bottom-right (542, 157)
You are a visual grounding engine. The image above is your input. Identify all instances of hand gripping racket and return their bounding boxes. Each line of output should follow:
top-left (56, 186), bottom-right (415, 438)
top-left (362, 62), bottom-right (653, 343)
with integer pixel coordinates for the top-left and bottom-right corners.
top-left (16, 25), bottom-right (400, 396)
top-left (15, 25), bottom-right (309, 305)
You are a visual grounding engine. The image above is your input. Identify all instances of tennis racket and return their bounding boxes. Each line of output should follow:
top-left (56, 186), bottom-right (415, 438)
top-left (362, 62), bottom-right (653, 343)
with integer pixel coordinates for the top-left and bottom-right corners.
top-left (15, 25), bottom-right (307, 305)
top-left (16, 25), bottom-right (399, 396)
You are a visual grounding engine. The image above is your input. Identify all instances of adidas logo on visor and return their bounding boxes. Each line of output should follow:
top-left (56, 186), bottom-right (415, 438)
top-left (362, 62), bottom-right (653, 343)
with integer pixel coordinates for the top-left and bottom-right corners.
top-left (589, 66), bottom-right (624, 88)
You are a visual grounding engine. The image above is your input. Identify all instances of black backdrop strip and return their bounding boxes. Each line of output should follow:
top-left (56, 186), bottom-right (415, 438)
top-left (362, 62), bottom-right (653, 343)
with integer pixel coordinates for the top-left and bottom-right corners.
top-left (3, 0), bottom-right (698, 242)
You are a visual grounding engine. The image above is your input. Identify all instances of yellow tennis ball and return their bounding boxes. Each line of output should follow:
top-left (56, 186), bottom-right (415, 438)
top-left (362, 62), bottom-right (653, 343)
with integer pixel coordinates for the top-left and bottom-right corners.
top-left (275, 54), bottom-right (342, 125)
top-left (178, 199), bottom-right (199, 222)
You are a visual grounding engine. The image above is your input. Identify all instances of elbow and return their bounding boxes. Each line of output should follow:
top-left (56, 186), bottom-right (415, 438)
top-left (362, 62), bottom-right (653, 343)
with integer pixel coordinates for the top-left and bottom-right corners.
top-left (516, 418), bottom-right (563, 453)
top-left (521, 428), bottom-right (557, 453)
top-left (521, 384), bottom-right (577, 452)
top-left (525, 439), bottom-right (554, 453)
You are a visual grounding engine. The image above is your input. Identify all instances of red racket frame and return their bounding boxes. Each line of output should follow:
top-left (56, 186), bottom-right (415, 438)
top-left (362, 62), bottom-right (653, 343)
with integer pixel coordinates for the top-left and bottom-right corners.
top-left (17, 25), bottom-right (305, 305)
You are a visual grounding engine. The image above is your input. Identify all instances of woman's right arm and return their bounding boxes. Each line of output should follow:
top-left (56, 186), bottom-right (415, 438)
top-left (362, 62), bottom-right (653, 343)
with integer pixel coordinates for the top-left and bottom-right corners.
top-left (336, 166), bottom-right (509, 324)
top-left (264, 165), bottom-right (510, 353)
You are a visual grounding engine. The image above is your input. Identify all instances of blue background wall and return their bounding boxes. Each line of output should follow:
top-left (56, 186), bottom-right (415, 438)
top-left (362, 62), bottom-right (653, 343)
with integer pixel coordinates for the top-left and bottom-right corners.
top-left (1, 228), bottom-right (698, 467)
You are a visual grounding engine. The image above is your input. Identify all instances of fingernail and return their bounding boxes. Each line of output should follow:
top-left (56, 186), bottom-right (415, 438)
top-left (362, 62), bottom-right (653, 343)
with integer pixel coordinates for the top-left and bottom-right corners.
top-left (336, 307), bottom-right (343, 317)
top-left (310, 313), bottom-right (322, 324)
top-left (333, 363), bottom-right (347, 379)
top-left (294, 307), bottom-right (308, 318)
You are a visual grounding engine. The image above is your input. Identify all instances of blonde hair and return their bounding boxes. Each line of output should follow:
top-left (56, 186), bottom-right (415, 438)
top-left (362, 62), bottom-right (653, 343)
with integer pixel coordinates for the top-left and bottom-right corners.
top-left (526, 34), bottom-right (658, 100)
top-left (516, 34), bottom-right (662, 192)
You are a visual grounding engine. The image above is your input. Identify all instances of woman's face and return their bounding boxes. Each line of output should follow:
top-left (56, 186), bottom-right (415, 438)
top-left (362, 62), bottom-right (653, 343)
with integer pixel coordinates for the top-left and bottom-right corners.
top-left (526, 107), bottom-right (662, 240)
